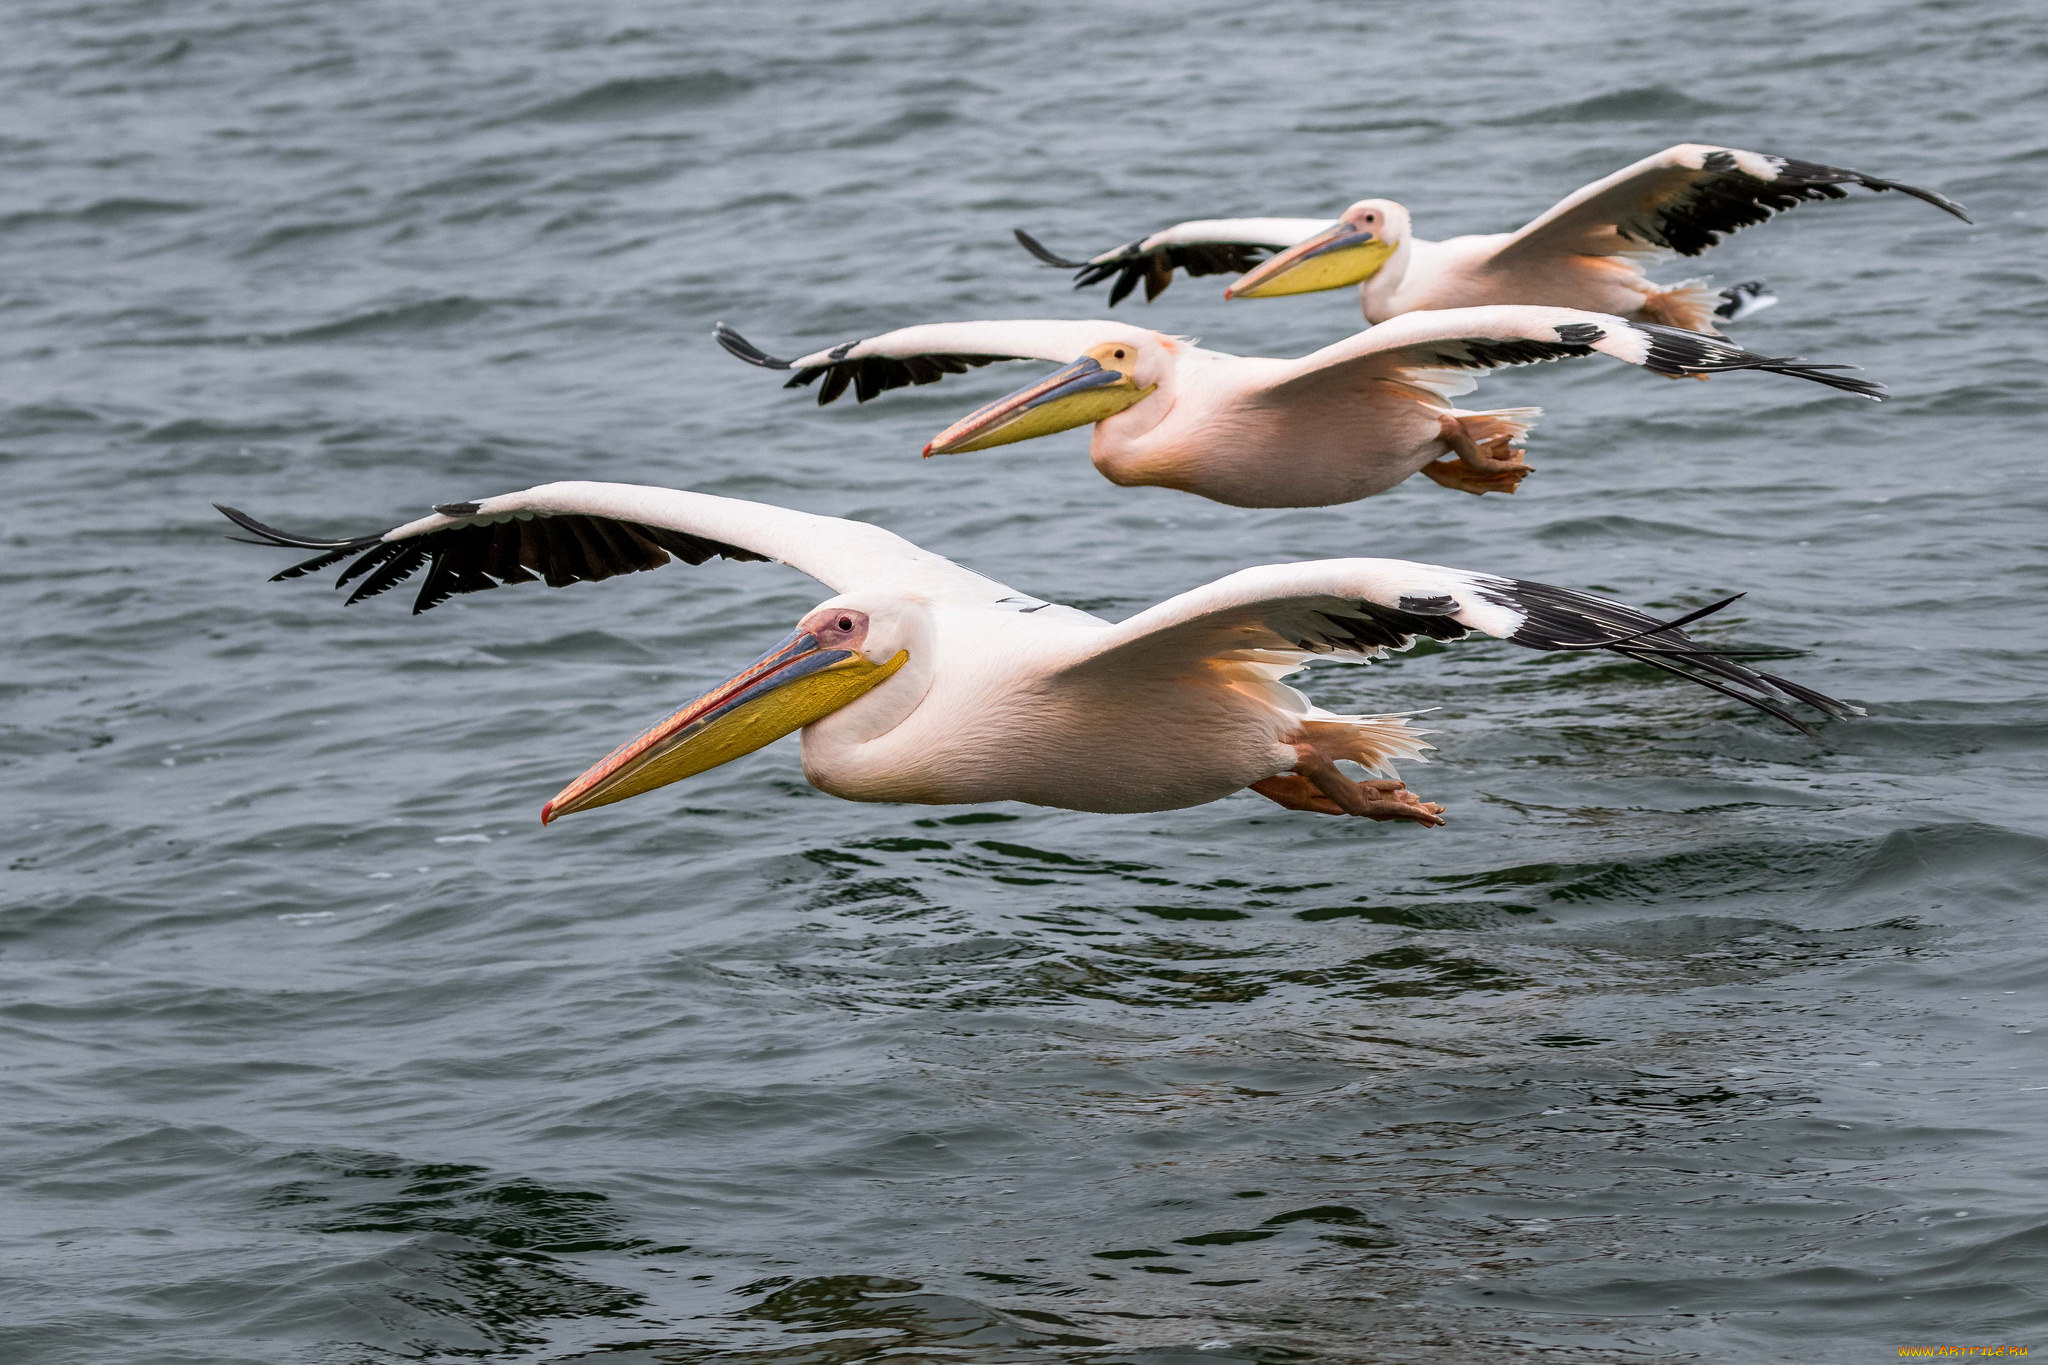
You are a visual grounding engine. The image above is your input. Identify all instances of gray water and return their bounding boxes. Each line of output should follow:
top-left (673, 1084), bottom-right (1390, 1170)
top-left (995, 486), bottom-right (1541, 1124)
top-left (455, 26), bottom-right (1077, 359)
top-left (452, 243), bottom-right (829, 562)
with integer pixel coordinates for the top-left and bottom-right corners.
top-left (4, 2), bottom-right (2045, 1361)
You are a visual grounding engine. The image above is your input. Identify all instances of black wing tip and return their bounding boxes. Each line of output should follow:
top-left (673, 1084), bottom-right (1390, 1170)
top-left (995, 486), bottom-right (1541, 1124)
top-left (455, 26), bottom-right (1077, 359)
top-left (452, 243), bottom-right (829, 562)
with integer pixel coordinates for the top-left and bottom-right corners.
top-left (713, 321), bottom-right (794, 370)
top-left (1755, 153), bottom-right (1975, 224)
top-left (215, 502), bottom-right (370, 550)
top-left (217, 503), bottom-right (388, 584)
top-left (1013, 227), bottom-right (1087, 269)
top-left (1912, 187), bottom-right (1973, 224)
top-left (1756, 670), bottom-right (1866, 722)
top-left (1754, 359), bottom-right (1888, 400)
top-left (1640, 151), bottom-right (1972, 257)
top-left (1862, 175), bottom-right (1972, 224)
top-left (216, 502), bottom-right (289, 542)
top-left (1629, 323), bottom-right (1888, 400)
top-left (224, 502), bottom-right (770, 618)
top-left (1785, 361), bottom-right (1886, 400)
top-left (1489, 579), bottom-right (1855, 734)
top-left (1822, 371), bottom-right (1887, 400)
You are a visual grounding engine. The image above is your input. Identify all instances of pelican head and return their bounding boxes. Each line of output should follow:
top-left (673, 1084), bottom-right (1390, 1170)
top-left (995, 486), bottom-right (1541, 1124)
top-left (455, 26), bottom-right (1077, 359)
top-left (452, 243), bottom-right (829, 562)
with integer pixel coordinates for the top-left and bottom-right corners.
top-left (923, 339), bottom-right (1159, 456)
top-left (542, 597), bottom-right (915, 823)
top-left (1225, 199), bottom-right (1404, 299)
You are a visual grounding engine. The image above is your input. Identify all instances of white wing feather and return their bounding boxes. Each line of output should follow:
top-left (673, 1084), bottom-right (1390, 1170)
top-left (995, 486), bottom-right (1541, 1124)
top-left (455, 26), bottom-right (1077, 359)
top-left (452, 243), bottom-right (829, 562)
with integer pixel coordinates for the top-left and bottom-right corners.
top-left (1273, 305), bottom-right (1649, 399)
top-left (1055, 560), bottom-right (1524, 677)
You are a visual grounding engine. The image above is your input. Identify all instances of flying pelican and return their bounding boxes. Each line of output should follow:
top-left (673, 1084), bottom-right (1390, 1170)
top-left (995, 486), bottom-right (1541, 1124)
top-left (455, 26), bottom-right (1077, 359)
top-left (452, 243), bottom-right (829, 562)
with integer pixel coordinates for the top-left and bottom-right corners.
top-left (715, 306), bottom-right (1880, 506)
top-left (1014, 143), bottom-right (1970, 329)
top-left (217, 482), bottom-right (1856, 828)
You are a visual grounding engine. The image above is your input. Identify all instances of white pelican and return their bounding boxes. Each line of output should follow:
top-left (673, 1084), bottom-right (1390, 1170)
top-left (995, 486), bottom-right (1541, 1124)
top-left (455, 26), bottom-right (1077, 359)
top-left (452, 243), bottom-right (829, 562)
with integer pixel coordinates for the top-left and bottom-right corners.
top-left (716, 307), bottom-right (1880, 506)
top-left (218, 483), bottom-right (1856, 828)
top-left (1015, 144), bottom-right (1969, 329)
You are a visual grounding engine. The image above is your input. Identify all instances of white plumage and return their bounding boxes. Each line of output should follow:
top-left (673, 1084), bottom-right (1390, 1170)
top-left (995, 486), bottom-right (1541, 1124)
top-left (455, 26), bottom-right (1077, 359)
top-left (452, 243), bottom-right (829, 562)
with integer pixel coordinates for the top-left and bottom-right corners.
top-left (720, 306), bottom-right (1881, 507)
top-left (1018, 143), bottom-right (1969, 327)
top-left (221, 483), bottom-right (1858, 827)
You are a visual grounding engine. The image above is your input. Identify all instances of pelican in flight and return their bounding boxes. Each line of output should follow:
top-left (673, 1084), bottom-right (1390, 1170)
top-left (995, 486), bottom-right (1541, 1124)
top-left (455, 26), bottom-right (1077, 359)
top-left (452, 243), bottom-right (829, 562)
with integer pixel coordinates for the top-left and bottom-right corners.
top-left (1015, 143), bottom-right (1969, 329)
top-left (716, 306), bottom-right (1880, 506)
top-left (218, 482), bottom-right (1855, 828)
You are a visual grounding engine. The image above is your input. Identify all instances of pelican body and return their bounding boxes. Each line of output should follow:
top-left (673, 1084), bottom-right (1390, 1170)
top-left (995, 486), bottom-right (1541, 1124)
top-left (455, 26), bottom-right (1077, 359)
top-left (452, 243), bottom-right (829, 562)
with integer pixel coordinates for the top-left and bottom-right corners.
top-left (1017, 144), bottom-right (1970, 329)
top-left (718, 307), bottom-right (1881, 507)
top-left (220, 483), bottom-right (1856, 828)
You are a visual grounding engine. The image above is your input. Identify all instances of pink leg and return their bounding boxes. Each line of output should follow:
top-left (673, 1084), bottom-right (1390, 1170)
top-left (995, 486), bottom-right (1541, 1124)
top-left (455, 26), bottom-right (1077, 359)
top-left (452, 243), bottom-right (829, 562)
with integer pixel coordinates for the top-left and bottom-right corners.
top-left (1250, 774), bottom-right (1344, 815)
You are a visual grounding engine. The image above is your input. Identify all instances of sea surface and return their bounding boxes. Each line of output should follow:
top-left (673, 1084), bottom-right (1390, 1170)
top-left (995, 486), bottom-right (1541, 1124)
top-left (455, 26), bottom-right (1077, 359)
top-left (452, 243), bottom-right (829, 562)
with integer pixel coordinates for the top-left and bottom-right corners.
top-left (3, 2), bottom-right (2045, 1361)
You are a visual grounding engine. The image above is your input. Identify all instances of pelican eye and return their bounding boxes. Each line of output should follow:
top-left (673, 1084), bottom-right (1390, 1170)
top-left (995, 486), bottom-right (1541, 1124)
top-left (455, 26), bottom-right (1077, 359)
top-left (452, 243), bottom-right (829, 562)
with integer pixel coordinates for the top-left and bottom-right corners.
top-left (837, 616), bottom-right (853, 632)
top-left (1113, 349), bottom-right (1126, 359)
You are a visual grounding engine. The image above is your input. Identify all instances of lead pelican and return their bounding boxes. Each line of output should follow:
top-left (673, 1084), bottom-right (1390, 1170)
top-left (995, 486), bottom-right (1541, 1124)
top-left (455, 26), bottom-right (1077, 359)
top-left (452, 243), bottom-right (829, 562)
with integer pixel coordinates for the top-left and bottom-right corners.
top-left (1016, 143), bottom-right (1969, 329)
top-left (219, 483), bottom-right (1855, 827)
top-left (716, 306), bottom-right (1880, 506)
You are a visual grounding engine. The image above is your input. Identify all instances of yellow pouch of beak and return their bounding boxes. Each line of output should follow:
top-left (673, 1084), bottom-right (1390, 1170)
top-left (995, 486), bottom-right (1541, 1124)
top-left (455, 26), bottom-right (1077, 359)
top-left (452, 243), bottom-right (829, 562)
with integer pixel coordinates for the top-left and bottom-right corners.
top-left (1236, 239), bottom-right (1395, 298)
top-left (946, 383), bottom-right (1156, 453)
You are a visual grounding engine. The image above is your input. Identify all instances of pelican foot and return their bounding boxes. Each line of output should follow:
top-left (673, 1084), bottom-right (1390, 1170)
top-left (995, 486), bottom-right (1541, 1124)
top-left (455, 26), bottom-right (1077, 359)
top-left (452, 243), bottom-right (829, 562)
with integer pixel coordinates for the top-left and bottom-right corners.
top-left (1436, 412), bottom-right (1528, 469)
top-left (1428, 414), bottom-right (1531, 494)
top-left (1352, 784), bottom-right (1448, 826)
top-left (1254, 757), bottom-right (1447, 827)
top-left (1421, 455), bottom-right (1530, 496)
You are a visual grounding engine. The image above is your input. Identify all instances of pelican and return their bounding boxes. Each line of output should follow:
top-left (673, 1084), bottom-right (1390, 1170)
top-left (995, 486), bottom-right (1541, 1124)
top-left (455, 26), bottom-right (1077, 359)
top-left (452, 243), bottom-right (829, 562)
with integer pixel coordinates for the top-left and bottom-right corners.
top-left (1015, 143), bottom-right (1969, 329)
top-left (217, 482), bottom-right (1856, 828)
top-left (715, 306), bottom-right (1880, 506)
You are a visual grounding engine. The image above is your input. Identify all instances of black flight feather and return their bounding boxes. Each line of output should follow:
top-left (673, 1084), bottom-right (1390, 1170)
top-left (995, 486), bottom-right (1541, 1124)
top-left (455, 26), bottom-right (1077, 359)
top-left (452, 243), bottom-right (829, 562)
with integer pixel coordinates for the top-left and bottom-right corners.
top-left (718, 322), bottom-right (1030, 408)
top-left (1016, 227), bottom-right (1279, 306)
top-left (1013, 228), bottom-right (1088, 269)
top-left (1270, 581), bottom-right (1854, 740)
top-left (1630, 151), bottom-right (1969, 258)
top-left (1476, 578), bottom-right (1860, 731)
top-left (219, 503), bottom-right (768, 615)
top-left (713, 322), bottom-right (795, 370)
top-left (1630, 323), bottom-right (1886, 398)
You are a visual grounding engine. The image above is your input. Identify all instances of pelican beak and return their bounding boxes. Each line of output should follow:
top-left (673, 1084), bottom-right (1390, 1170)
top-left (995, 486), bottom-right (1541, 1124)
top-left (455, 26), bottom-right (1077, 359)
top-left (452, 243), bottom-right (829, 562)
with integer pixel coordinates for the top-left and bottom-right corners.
top-left (923, 356), bottom-right (1153, 456)
top-left (1225, 222), bottom-right (1396, 299)
top-left (542, 631), bottom-right (907, 823)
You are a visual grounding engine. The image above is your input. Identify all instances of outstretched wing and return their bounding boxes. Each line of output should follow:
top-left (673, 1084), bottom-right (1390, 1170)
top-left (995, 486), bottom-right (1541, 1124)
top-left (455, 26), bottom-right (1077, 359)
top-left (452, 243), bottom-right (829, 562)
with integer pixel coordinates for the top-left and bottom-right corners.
top-left (219, 480), bottom-right (1017, 615)
top-left (716, 319), bottom-right (1153, 406)
top-left (1014, 219), bottom-right (1329, 305)
top-left (1497, 143), bottom-right (1970, 265)
top-left (1058, 560), bottom-right (1859, 734)
top-left (1273, 305), bottom-right (1885, 401)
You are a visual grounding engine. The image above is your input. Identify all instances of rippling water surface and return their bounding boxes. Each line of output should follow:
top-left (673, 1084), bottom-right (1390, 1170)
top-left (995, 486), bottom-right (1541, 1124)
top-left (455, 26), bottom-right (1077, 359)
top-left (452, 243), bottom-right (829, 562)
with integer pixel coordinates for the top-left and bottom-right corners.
top-left (4, 2), bottom-right (2046, 1361)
